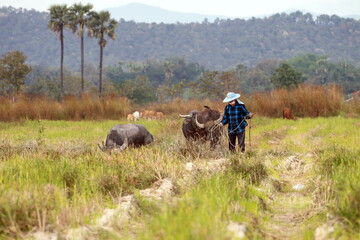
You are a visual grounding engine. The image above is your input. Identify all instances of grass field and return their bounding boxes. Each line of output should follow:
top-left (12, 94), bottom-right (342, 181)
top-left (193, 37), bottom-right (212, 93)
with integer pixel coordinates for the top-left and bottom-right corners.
top-left (0, 116), bottom-right (359, 239)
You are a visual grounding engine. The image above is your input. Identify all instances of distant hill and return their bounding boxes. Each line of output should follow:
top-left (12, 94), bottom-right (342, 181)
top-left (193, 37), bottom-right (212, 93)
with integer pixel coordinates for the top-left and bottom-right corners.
top-left (0, 6), bottom-right (359, 71)
top-left (105, 3), bottom-right (231, 23)
top-left (104, 3), bottom-right (360, 23)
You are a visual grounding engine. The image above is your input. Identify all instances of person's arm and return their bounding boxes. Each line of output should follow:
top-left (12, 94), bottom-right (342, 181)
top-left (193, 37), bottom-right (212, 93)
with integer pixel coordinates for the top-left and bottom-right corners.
top-left (221, 106), bottom-right (229, 125)
top-left (242, 105), bottom-right (253, 119)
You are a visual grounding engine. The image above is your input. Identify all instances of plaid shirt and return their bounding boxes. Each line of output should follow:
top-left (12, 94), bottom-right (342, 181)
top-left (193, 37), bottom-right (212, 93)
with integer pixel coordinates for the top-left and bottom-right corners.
top-left (221, 102), bottom-right (250, 133)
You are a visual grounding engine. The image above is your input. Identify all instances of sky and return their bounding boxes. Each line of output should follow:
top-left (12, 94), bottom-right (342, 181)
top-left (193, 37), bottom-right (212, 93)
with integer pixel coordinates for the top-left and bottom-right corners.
top-left (1, 0), bottom-right (359, 18)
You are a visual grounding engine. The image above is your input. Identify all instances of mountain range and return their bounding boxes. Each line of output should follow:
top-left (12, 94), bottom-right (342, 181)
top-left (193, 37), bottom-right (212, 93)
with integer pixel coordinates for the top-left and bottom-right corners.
top-left (104, 2), bottom-right (360, 23)
top-left (104, 3), bottom-right (231, 23)
top-left (0, 6), bottom-right (360, 72)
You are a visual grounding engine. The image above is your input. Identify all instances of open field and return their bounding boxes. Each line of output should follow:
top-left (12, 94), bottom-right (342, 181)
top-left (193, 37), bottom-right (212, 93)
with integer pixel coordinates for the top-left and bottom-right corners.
top-left (0, 116), bottom-right (360, 239)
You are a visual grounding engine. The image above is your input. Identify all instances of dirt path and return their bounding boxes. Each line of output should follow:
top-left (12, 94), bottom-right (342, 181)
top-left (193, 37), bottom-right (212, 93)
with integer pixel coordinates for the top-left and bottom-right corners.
top-left (262, 153), bottom-right (315, 239)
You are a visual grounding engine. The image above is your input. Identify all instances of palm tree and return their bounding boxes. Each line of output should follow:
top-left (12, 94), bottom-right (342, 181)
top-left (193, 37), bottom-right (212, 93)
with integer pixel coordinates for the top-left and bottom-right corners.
top-left (48, 4), bottom-right (69, 99)
top-left (88, 11), bottom-right (117, 95)
top-left (68, 3), bottom-right (93, 95)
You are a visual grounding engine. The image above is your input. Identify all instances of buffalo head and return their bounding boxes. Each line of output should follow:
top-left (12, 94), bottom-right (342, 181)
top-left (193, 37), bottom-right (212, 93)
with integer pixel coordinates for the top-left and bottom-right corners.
top-left (179, 106), bottom-right (223, 149)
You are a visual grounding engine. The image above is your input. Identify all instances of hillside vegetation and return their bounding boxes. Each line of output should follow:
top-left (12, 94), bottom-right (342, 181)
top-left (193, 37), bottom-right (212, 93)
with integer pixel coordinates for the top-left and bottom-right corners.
top-left (1, 6), bottom-right (360, 70)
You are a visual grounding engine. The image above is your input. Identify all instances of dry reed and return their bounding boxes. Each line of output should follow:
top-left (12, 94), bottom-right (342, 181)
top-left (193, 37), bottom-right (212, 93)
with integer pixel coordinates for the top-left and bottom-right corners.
top-left (249, 84), bottom-right (346, 118)
top-left (0, 84), bottom-right (358, 121)
top-left (0, 93), bottom-right (131, 121)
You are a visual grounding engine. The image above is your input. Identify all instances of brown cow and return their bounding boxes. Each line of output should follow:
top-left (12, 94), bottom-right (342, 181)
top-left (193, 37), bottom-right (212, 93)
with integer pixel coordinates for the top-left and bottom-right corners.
top-left (155, 112), bottom-right (164, 120)
top-left (283, 107), bottom-right (296, 120)
top-left (141, 110), bottom-right (157, 120)
top-left (127, 113), bottom-right (134, 121)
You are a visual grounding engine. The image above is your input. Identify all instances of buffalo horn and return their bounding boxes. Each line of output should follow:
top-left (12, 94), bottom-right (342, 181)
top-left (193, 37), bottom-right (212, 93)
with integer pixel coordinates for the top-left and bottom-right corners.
top-left (179, 114), bottom-right (191, 118)
top-left (119, 138), bottom-right (128, 151)
top-left (98, 141), bottom-right (105, 151)
top-left (214, 114), bottom-right (222, 124)
top-left (195, 114), bottom-right (205, 128)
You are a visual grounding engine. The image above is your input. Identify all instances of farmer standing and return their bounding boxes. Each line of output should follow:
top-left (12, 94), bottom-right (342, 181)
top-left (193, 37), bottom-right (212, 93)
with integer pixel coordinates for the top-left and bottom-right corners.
top-left (219, 92), bottom-right (253, 153)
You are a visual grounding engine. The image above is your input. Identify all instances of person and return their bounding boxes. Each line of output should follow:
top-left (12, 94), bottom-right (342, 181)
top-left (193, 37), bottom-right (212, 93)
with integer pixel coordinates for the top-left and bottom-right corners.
top-left (219, 92), bottom-right (253, 153)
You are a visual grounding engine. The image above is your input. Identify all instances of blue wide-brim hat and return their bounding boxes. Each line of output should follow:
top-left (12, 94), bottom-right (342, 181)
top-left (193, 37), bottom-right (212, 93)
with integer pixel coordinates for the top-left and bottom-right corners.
top-left (223, 92), bottom-right (240, 102)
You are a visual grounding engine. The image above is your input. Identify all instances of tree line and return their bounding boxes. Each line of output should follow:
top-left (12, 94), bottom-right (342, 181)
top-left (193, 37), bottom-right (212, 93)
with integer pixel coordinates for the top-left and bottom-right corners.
top-left (2, 49), bottom-right (359, 104)
top-left (1, 7), bottom-right (360, 71)
top-left (1, 6), bottom-right (360, 103)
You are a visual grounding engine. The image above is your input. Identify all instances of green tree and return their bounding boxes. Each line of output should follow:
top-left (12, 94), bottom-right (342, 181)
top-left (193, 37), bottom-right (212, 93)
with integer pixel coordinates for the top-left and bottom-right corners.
top-left (120, 75), bottom-right (156, 104)
top-left (240, 59), bottom-right (279, 93)
top-left (286, 54), bottom-right (328, 80)
top-left (48, 4), bottom-right (69, 99)
top-left (88, 11), bottom-right (117, 95)
top-left (0, 51), bottom-right (31, 95)
top-left (68, 3), bottom-right (93, 94)
top-left (270, 63), bottom-right (302, 89)
top-left (218, 71), bottom-right (239, 92)
top-left (194, 71), bottom-right (222, 100)
top-left (156, 81), bottom-right (187, 102)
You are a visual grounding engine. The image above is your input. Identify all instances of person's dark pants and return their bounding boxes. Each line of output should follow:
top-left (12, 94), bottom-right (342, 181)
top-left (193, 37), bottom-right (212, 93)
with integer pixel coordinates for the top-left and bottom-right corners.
top-left (228, 131), bottom-right (245, 153)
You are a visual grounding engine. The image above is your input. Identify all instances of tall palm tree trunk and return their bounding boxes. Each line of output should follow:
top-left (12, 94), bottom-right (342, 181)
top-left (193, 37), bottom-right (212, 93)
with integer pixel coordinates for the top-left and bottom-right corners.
top-left (81, 35), bottom-right (84, 94)
top-left (99, 44), bottom-right (103, 95)
top-left (60, 28), bottom-right (64, 99)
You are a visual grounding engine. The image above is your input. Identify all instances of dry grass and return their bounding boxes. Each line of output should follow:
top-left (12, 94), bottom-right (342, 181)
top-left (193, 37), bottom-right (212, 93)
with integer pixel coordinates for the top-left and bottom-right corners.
top-left (0, 93), bottom-right (131, 121)
top-left (0, 84), bottom-right (358, 121)
top-left (250, 84), bottom-right (345, 118)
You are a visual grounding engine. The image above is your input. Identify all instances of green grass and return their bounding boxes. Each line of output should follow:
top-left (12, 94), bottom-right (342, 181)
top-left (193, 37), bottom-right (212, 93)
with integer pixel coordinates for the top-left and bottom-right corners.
top-left (316, 146), bottom-right (360, 238)
top-left (0, 117), bottom-right (359, 239)
top-left (138, 174), bottom-right (263, 240)
top-left (0, 119), bottom-right (184, 238)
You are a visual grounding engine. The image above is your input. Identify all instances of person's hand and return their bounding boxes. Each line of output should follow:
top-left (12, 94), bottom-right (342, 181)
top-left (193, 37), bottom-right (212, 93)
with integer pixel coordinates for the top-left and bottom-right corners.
top-left (246, 113), bottom-right (254, 119)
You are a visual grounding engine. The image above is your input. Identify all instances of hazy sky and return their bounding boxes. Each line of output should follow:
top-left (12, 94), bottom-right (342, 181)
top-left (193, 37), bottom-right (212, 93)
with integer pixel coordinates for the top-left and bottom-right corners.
top-left (1, 0), bottom-right (359, 18)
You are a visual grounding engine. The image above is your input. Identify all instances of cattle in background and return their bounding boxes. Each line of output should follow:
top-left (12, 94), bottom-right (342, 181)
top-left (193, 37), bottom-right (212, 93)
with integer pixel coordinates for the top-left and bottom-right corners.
top-left (141, 110), bottom-right (155, 120)
top-left (133, 111), bottom-right (140, 121)
top-left (127, 113), bottom-right (134, 121)
top-left (126, 111), bottom-right (140, 121)
top-left (155, 111), bottom-right (164, 120)
top-left (98, 124), bottom-right (154, 152)
top-left (179, 106), bottom-right (223, 149)
top-left (140, 110), bottom-right (164, 120)
top-left (283, 107), bottom-right (296, 120)
top-left (345, 90), bottom-right (360, 102)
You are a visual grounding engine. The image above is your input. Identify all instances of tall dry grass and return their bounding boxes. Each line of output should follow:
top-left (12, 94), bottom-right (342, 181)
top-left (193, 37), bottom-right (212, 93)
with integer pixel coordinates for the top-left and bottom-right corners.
top-left (144, 98), bottom-right (225, 116)
top-left (249, 84), bottom-right (345, 117)
top-left (0, 84), bottom-right (358, 121)
top-left (0, 93), bottom-right (131, 121)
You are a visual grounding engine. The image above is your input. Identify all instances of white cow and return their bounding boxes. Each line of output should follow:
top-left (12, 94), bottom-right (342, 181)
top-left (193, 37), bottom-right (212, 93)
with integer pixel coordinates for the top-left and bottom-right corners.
top-left (133, 111), bottom-right (140, 121)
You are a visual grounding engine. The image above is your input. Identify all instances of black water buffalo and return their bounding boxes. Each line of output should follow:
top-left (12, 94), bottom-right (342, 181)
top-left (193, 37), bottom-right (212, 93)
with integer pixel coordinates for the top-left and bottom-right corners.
top-left (99, 124), bottom-right (154, 152)
top-left (179, 106), bottom-right (223, 149)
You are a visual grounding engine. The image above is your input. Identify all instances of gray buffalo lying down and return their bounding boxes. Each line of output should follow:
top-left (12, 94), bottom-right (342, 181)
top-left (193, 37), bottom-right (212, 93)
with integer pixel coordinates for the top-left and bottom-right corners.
top-left (99, 124), bottom-right (154, 151)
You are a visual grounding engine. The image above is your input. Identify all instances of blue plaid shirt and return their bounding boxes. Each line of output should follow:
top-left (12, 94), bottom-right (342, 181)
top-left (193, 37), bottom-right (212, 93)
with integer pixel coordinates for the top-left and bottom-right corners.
top-left (221, 102), bottom-right (250, 133)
